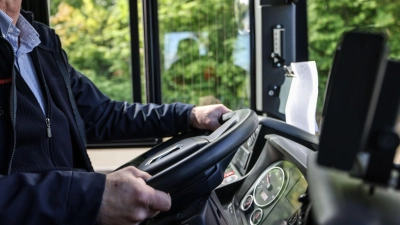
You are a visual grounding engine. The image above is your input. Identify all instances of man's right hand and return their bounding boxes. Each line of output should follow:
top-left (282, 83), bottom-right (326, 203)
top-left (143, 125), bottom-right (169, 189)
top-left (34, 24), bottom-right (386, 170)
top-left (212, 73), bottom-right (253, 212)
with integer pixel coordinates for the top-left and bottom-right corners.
top-left (96, 166), bottom-right (171, 225)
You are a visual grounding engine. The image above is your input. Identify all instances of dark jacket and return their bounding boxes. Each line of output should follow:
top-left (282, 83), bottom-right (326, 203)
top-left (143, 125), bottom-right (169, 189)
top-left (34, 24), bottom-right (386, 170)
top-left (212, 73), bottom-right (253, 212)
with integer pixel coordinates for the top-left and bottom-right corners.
top-left (0, 11), bottom-right (194, 224)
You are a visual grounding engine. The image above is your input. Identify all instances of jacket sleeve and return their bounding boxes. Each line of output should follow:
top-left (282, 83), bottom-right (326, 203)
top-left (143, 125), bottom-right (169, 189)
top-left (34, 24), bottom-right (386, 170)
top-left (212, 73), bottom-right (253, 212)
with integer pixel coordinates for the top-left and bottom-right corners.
top-left (0, 171), bottom-right (106, 225)
top-left (66, 55), bottom-right (195, 141)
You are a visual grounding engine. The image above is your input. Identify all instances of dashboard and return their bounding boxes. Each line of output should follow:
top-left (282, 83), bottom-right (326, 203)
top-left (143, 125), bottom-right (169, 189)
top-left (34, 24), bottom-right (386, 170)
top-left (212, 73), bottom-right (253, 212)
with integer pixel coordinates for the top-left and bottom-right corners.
top-left (141, 103), bottom-right (397, 225)
top-left (140, 116), bottom-right (319, 225)
top-left (235, 161), bottom-right (307, 225)
top-left (216, 117), bottom-right (317, 225)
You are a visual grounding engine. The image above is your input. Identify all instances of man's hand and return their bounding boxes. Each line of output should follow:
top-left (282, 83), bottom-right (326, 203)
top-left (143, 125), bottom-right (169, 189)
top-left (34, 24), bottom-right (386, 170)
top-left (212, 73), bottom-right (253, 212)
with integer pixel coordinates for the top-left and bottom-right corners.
top-left (97, 167), bottom-right (171, 225)
top-left (190, 104), bottom-right (232, 131)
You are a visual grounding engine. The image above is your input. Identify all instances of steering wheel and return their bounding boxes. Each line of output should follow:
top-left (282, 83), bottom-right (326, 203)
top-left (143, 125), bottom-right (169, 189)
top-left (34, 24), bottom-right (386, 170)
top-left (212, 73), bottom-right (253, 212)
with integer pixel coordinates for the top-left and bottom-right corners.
top-left (119, 109), bottom-right (258, 202)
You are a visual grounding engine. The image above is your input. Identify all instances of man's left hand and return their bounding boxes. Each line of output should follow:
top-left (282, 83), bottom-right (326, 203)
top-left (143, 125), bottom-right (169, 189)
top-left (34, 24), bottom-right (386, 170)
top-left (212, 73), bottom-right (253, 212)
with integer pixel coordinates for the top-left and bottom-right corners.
top-left (190, 104), bottom-right (231, 131)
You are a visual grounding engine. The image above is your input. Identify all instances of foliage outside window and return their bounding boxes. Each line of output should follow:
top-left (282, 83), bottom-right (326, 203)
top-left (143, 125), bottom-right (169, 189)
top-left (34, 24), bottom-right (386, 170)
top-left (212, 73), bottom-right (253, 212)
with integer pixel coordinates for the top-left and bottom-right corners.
top-left (49, 0), bottom-right (400, 114)
top-left (50, 0), bottom-right (135, 102)
top-left (158, 0), bottom-right (251, 109)
top-left (307, 0), bottom-right (400, 114)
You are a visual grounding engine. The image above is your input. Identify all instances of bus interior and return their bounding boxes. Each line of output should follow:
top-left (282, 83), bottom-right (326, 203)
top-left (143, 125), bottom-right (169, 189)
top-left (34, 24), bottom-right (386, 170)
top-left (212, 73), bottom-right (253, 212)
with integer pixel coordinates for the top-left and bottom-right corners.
top-left (21, 1), bottom-right (400, 225)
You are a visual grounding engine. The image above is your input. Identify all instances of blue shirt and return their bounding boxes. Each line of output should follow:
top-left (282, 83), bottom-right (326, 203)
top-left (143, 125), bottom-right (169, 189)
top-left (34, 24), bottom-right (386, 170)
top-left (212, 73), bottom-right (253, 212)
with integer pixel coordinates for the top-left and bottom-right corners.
top-left (0, 10), bottom-right (46, 114)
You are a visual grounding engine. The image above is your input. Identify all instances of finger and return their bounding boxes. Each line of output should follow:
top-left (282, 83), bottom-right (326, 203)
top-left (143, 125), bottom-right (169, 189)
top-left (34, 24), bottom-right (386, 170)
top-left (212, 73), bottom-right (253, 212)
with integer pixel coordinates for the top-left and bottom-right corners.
top-left (210, 107), bottom-right (230, 131)
top-left (136, 171), bottom-right (152, 181)
top-left (222, 107), bottom-right (232, 114)
top-left (148, 189), bottom-right (172, 212)
top-left (209, 120), bottom-right (221, 131)
top-left (127, 166), bottom-right (152, 180)
top-left (219, 104), bottom-right (232, 114)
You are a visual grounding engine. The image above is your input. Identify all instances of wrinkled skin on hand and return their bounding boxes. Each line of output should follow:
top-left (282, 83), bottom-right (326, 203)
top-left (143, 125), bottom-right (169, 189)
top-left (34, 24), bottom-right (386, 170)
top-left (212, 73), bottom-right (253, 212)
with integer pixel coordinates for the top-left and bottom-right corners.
top-left (97, 167), bottom-right (171, 225)
top-left (190, 104), bottom-right (232, 131)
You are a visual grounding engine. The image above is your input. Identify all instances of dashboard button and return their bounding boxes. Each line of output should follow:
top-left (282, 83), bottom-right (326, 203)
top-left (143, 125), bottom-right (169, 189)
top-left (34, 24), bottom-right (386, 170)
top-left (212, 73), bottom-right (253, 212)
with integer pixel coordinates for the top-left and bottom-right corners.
top-left (224, 171), bottom-right (235, 178)
top-left (223, 175), bottom-right (238, 184)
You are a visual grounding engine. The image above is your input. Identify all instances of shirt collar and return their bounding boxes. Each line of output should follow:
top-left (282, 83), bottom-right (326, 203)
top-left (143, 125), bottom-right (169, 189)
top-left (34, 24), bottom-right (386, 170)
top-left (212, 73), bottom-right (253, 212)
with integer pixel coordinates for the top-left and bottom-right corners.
top-left (0, 10), bottom-right (41, 55)
top-left (16, 14), bottom-right (41, 52)
top-left (0, 10), bottom-right (13, 38)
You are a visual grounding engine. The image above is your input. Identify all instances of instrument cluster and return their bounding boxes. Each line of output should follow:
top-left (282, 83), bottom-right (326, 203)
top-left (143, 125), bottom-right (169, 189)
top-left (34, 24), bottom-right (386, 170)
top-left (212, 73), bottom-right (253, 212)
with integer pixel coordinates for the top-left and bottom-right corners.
top-left (238, 161), bottom-right (307, 225)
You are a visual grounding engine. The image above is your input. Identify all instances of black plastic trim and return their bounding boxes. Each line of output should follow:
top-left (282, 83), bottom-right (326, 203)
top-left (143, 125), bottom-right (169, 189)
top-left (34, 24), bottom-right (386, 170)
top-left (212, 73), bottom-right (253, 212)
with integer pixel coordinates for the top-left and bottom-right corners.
top-left (22, 0), bottom-right (50, 26)
top-left (259, 117), bottom-right (319, 151)
top-left (295, 0), bottom-right (309, 62)
top-left (129, 0), bottom-right (143, 103)
top-left (249, 0), bottom-right (258, 113)
top-left (86, 138), bottom-right (161, 149)
top-left (142, 0), bottom-right (162, 104)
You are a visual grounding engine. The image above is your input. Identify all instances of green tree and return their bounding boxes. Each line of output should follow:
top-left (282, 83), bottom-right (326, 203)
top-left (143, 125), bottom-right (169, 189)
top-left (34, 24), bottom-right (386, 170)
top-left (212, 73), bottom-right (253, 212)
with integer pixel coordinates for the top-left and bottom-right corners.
top-left (50, 0), bottom-right (400, 112)
top-left (51, 0), bottom-right (133, 102)
top-left (308, 0), bottom-right (400, 114)
top-left (158, 0), bottom-right (250, 109)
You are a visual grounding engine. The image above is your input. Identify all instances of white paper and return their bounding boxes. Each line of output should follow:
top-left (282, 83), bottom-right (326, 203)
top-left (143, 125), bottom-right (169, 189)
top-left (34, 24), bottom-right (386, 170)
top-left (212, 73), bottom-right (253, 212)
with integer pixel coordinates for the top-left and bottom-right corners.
top-left (285, 61), bottom-right (319, 134)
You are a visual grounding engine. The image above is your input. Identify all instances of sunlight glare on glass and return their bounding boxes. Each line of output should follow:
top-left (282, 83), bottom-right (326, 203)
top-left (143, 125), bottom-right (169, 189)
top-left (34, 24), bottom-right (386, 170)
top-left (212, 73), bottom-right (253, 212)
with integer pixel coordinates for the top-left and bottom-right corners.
top-left (235, 0), bottom-right (250, 35)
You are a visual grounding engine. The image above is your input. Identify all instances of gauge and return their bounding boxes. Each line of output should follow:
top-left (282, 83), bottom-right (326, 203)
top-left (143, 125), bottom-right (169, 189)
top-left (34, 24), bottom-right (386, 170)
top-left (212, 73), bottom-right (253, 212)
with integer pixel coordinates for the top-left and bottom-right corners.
top-left (240, 195), bottom-right (253, 211)
top-left (250, 208), bottom-right (263, 225)
top-left (253, 167), bottom-right (285, 207)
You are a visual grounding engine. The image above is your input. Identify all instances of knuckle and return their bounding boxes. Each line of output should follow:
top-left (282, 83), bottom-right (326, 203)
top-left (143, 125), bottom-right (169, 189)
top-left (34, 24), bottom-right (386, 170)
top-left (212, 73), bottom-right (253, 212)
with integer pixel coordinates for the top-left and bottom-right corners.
top-left (127, 166), bottom-right (139, 174)
top-left (142, 171), bottom-right (151, 178)
top-left (127, 166), bottom-right (137, 171)
top-left (136, 190), bottom-right (150, 205)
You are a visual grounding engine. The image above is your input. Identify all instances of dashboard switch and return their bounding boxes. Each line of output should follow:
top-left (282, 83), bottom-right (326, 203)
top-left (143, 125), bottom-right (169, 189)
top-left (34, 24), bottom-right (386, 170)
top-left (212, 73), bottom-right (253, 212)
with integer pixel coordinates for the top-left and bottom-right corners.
top-left (224, 171), bottom-right (235, 178)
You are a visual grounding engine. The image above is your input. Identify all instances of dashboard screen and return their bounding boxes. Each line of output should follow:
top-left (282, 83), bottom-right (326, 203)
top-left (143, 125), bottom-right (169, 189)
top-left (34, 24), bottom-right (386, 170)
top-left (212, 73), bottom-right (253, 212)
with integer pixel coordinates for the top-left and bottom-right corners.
top-left (260, 191), bottom-right (268, 201)
top-left (235, 147), bottom-right (250, 170)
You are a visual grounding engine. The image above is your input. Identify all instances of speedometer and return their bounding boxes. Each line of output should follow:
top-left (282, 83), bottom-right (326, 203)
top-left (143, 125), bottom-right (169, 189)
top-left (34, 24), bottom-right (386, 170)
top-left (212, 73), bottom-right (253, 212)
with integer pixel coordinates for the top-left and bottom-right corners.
top-left (253, 167), bottom-right (285, 207)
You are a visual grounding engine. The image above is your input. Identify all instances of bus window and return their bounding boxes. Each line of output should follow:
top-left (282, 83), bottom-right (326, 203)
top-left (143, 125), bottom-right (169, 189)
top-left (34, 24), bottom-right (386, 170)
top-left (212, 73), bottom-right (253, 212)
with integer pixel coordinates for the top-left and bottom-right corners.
top-left (158, 0), bottom-right (251, 109)
top-left (50, 0), bottom-right (140, 103)
top-left (307, 0), bottom-right (400, 116)
top-left (49, 0), bottom-right (150, 171)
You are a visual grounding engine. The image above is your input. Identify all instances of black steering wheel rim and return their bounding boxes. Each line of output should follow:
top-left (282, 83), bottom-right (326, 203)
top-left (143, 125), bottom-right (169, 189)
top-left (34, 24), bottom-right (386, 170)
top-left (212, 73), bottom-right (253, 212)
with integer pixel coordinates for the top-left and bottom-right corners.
top-left (140, 109), bottom-right (259, 193)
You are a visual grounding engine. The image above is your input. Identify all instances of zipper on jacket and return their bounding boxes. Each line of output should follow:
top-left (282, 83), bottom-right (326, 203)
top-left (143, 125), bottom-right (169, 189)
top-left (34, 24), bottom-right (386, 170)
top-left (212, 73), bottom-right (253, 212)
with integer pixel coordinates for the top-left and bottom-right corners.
top-left (1, 34), bottom-right (17, 175)
top-left (31, 54), bottom-right (53, 139)
top-left (36, 53), bottom-right (53, 139)
top-left (30, 49), bottom-right (54, 165)
top-left (46, 118), bottom-right (52, 138)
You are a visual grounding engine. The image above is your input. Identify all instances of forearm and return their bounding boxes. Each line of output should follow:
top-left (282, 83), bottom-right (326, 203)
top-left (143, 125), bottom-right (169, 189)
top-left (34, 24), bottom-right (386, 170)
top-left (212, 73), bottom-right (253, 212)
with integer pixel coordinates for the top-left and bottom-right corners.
top-left (68, 64), bottom-right (194, 140)
top-left (84, 101), bottom-right (194, 141)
